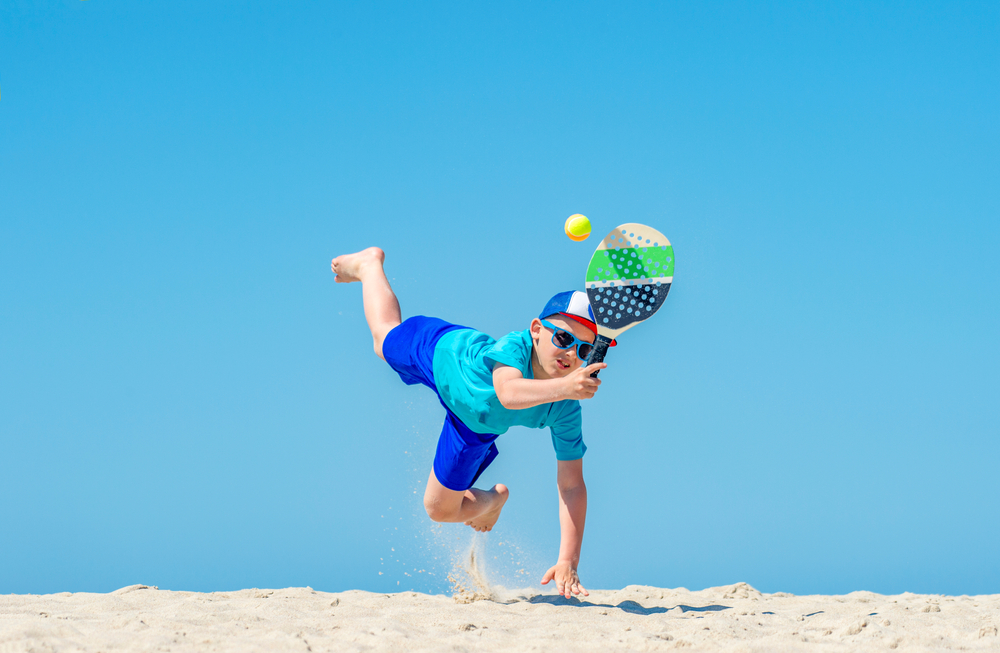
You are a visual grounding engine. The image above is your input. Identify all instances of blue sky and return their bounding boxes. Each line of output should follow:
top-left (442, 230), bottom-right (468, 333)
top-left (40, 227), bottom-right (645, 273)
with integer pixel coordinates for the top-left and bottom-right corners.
top-left (1, 1), bottom-right (997, 597)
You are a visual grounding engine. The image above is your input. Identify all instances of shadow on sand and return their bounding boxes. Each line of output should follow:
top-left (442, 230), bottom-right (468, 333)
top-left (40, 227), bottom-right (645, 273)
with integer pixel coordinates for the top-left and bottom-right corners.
top-left (526, 595), bottom-right (732, 616)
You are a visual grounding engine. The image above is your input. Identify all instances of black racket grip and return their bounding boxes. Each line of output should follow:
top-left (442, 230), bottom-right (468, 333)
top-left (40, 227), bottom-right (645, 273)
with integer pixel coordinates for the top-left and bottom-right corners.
top-left (586, 335), bottom-right (614, 378)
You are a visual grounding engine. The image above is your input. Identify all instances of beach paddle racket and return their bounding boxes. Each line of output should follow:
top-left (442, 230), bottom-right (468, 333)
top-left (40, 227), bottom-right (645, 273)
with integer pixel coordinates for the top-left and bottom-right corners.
top-left (584, 223), bottom-right (674, 376)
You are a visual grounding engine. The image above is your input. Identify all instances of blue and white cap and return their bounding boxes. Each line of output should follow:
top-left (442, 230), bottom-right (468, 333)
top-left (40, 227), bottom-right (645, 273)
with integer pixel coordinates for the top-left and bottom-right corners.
top-left (539, 291), bottom-right (616, 346)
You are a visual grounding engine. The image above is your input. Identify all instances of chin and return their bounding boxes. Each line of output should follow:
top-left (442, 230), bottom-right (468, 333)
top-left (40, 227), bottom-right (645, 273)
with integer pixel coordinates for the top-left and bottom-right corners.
top-left (551, 364), bottom-right (573, 377)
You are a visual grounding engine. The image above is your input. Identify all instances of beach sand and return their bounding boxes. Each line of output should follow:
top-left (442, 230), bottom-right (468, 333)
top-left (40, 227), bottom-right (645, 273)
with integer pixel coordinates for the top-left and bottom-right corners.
top-left (2, 581), bottom-right (997, 652)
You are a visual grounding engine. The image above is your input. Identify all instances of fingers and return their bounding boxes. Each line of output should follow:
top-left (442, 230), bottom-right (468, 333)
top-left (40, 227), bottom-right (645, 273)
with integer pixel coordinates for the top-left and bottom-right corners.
top-left (556, 574), bottom-right (581, 598)
top-left (572, 370), bottom-right (602, 400)
top-left (543, 565), bottom-right (586, 599)
top-left (582, 362), bottom-right (607, 375)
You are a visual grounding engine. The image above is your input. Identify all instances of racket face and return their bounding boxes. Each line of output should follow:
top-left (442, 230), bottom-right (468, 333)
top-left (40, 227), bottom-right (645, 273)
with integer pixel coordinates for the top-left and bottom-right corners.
top-left (585, 223), bottom-right (673, 338)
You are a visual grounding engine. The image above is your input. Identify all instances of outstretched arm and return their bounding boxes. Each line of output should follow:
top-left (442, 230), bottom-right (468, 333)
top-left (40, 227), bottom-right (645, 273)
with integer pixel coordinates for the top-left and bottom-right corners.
top-left (541, 458), bottom-right (589, 598)
top-left (493, 364), bottom-right (605, 410)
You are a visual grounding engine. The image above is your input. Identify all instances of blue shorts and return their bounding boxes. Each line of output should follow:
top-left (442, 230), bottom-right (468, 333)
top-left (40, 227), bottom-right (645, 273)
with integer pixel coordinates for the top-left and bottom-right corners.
top-left (382, 316), bottom-right (500, 492)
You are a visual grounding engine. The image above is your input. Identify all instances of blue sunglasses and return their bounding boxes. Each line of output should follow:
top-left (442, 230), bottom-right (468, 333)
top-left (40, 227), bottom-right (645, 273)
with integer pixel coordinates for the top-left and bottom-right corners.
top-left (540, 319), bottom-right (595, 360)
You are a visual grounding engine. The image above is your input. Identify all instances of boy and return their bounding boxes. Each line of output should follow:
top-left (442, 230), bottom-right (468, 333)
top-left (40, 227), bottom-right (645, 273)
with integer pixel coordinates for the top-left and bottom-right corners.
top-left (331, 247), bottom-right (607, 598)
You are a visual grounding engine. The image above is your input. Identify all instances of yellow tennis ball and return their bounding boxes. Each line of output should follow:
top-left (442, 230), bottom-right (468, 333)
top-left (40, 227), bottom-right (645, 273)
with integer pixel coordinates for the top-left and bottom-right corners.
top-left (565, 214), bottom-right (591, 242)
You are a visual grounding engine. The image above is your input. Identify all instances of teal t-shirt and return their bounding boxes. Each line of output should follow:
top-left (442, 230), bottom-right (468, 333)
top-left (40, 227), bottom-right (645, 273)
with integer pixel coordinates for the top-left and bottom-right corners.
top-left (431, 328), bottom-right (586, 461)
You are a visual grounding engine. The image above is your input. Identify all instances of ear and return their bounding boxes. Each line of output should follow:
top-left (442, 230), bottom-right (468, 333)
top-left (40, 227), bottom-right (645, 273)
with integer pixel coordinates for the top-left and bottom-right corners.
top-left (529, 318), bottom-right (543, 345)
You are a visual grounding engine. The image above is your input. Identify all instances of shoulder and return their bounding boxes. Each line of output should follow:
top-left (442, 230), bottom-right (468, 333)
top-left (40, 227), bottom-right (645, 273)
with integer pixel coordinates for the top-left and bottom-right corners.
top-left (492, 329), bottom-right (531, 349)
top-left (485, 329), bottom-right (532, 365)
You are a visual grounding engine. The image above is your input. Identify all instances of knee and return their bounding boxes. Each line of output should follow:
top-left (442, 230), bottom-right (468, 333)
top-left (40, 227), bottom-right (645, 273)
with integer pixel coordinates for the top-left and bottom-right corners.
top-left (423, 498), bottom-right (454, 523)
top-left (373, 324), bottom-right (400, 363)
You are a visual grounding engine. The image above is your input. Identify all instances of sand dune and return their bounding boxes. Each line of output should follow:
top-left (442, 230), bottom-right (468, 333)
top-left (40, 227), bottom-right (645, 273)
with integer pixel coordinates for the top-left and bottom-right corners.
top-left (2, 582), bottom-right (997, 652)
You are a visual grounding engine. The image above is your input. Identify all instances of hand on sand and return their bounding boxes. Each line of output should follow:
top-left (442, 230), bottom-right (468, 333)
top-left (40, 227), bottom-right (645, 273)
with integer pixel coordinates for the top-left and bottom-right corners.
top-left (561, 363), bottom-right (606, 400)
top-left (541, 561), bottom-right (589, 599)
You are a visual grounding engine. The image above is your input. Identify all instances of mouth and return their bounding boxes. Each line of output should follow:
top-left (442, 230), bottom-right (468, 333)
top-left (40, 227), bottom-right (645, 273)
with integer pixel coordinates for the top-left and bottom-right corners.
top-left (555, 359), bottom-right (571, 370)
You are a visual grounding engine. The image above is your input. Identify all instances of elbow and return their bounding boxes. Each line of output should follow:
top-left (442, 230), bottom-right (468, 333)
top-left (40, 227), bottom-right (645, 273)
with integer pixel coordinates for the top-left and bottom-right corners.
top-left (557, 459), bottom-right (587, 494)
top-left (495, 388), bottom-right (513, 410)
top-left (558, 478), bottom-right (587, 495)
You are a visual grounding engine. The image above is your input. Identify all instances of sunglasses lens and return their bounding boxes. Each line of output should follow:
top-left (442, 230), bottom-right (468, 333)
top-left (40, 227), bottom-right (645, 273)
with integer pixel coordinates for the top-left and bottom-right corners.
top-left (579, 344), bottom-right (593, 360)
top-left (553, 330), bottom-right (574, 348)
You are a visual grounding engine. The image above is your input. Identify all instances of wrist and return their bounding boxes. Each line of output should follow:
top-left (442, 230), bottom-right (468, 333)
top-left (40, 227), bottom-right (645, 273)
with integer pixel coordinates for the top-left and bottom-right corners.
top-left (556, 376), bottom-right (572, 401)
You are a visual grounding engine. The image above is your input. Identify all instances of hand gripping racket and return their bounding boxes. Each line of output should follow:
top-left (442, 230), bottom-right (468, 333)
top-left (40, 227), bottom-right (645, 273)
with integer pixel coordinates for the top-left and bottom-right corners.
top-left (584, 223), bottom-right (674, 376)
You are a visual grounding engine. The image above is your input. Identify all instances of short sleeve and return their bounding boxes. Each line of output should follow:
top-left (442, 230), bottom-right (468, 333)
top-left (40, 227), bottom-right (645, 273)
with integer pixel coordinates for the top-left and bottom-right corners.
top-left (484, 330), bottom-right (531, 374)
top-left (549, 400), bottom-right (586, 461)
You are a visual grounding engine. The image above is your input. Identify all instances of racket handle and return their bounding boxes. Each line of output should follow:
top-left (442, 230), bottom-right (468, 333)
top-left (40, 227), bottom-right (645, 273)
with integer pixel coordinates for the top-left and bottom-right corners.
top-left (586, 335), bottom-right (614, 378)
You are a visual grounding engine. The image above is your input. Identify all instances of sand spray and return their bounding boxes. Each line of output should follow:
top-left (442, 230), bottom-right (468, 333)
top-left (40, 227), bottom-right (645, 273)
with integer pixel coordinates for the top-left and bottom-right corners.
top-left (380, 398), bottom-right (548, 601)
top-left (447, 531), bottom-right (551, 603)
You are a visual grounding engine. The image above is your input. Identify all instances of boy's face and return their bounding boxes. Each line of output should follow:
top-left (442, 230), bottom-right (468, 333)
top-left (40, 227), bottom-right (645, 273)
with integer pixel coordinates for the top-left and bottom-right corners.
top-left (530, 314), bottom-right (597, 380)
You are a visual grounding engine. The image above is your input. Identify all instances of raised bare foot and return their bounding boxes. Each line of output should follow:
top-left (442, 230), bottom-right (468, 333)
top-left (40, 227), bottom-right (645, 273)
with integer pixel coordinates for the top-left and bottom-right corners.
top-left (464, 484), bottom-right (509, 533)
top-left (331, 247), bottom-right (385, 283)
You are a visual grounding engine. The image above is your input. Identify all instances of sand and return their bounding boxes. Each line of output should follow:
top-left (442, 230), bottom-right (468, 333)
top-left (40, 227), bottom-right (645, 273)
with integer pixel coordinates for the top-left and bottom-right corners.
top-left (2, 582), bottom-right (998, 652)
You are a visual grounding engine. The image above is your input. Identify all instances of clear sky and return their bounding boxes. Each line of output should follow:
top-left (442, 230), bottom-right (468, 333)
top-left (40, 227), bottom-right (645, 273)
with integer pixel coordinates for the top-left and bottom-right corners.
top-left (2, 1), bottom-right (998, 597)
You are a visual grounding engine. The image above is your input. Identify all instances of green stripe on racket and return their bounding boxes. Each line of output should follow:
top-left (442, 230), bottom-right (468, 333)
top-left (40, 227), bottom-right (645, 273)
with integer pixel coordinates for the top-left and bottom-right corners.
top-left (584, 223), bottom-right (674, 376)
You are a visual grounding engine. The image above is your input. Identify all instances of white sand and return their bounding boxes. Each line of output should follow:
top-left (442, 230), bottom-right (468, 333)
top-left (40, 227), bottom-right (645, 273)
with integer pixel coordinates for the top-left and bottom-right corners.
top-left (2, 582), bottom-right (997, 652)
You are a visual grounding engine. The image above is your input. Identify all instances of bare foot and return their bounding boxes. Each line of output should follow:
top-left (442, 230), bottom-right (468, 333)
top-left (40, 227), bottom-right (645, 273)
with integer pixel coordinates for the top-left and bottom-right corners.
top-left (331, 247), bottom-right (385, 283)
top-left (464, 484), bottom-right (509, 533)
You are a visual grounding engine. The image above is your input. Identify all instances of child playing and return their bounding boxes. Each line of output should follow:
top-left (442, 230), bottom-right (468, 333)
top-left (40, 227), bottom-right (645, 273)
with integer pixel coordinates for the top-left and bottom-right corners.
top-left (331, 247), bottom-right (607, 598)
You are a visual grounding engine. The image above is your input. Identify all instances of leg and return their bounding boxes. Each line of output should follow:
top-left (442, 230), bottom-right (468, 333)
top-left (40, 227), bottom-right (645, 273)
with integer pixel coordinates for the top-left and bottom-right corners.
top-left (423, 469), bottom-right (509, 533)
top-left (331, 247), bottom-right (400, 360)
